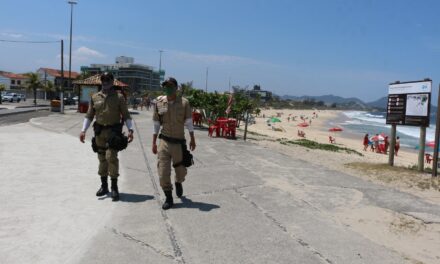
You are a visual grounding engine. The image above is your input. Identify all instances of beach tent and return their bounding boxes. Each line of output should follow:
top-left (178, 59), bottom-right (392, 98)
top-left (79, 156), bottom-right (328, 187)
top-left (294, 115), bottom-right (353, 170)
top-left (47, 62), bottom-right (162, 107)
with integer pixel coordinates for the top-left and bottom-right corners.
top-left (270, 117), bottom-right (281, 123)
top-left (298, 122), bottom-right (309, 127)
top-left (328, 127), bottom-right (343, 132)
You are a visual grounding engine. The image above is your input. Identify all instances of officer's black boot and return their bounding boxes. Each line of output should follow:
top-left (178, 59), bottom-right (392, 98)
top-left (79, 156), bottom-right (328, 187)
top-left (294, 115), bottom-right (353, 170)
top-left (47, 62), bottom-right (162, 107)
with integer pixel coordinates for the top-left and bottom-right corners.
top-left (111, 178), bottom-right (119, 202)
top-left (162, 190), bottom-right (174, 210)
top-left (175, 182), bottom-right (183, 198)
top-left (96, 176), bottom-right (109, 196)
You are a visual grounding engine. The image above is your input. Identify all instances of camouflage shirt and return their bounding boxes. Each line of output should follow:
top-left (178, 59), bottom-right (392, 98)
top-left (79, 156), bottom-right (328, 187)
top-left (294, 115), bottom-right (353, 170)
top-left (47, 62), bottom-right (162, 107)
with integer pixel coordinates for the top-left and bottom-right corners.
top-left (86, 89), bottom-right (131, 126)
top-left (153, 95), bottom-right (191, 139)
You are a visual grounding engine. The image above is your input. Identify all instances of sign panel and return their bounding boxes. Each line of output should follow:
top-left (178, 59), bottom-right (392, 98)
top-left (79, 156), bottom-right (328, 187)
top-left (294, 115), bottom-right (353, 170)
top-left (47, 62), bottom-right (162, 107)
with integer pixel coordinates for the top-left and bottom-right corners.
top-left (386, 80), bottom-right (431, 127)
top-left (80, 86), bottom-right (98, 103)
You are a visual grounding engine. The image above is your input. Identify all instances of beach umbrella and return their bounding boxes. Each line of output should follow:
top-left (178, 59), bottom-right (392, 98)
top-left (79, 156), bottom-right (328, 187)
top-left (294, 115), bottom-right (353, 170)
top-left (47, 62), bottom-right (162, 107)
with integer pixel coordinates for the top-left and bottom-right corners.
top-left (328, 127), bottom-right (343, 132)
top-left (270, 117), bottom-right (281, 123)
top-left (370, 135), bottom-right (385, 141)
top-left (426, 141), bottom-right (436, 148)
top-left (298, 122), bottom-right (309, 127)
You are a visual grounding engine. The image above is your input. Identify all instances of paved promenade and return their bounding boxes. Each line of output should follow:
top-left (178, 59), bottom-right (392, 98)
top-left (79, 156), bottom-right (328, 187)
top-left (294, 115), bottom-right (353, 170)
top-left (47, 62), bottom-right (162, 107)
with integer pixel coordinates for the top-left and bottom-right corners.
top-left (1, 110), bottom-right (439, 264)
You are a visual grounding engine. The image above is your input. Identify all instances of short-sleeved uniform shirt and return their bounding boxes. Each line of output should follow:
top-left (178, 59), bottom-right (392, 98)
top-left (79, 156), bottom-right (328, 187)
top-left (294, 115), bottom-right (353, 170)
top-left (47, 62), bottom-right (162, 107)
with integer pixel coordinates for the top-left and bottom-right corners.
top-left (86, 90), bottom-right (131, 126)
top-left (153, 96), bottom-right (191, 139)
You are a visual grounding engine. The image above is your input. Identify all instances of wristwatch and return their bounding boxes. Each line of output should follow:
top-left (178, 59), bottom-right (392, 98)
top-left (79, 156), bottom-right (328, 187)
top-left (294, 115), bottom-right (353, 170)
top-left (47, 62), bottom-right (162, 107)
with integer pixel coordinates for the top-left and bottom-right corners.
top-left (128, 129), bottom-right (134, 133)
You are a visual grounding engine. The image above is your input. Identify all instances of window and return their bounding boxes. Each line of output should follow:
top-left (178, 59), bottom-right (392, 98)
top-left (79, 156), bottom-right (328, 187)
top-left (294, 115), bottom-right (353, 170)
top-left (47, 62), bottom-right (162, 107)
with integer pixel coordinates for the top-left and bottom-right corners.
top-left (17, 80), bottom-right (21, 85)
top-left (11, 80), bottom-right (15, 85)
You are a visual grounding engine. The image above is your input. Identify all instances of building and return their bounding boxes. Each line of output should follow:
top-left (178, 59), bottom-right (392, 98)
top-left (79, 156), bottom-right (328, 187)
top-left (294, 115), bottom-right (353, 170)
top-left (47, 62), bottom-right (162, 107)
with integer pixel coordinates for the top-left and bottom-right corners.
top-left (37, 68), bottom-right (80, 90)
top-left (232, 84), bottom-right (273, 102)
top-left (80, 56), bottom-right (164, 94)
top-left (0, 71), bottom-right (28, 90)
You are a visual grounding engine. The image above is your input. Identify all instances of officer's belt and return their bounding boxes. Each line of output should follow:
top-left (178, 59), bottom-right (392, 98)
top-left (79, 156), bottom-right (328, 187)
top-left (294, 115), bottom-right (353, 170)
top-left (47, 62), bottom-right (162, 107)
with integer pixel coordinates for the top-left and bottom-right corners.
top-left (95, 122), bottom-right (120, 129)
top-left (159, 134), bottom-right (186, 144)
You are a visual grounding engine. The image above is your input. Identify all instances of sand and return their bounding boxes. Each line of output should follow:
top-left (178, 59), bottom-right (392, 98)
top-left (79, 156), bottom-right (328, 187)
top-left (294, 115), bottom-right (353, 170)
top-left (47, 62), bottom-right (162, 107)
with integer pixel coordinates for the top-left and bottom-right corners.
top-left (241, 108), bottom-right (440, 264)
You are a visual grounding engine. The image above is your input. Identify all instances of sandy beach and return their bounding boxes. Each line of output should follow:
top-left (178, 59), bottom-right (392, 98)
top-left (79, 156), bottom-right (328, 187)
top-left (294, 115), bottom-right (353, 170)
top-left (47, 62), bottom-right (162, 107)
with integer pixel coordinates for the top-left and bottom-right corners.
top-left (244, 108), bottom-right (440, 202)
top-left (239, 108), bottom-right (440, 264)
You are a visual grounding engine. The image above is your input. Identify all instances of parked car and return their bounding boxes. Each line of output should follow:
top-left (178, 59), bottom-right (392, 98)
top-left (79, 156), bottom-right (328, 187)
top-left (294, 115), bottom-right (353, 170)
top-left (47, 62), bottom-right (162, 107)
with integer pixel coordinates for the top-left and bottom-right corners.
top-left (64, 97), bottom-right (76, 105)
top-left (2, 93), bottom-right (21, 102)
top-left (19, 94), bottom-right (26, 101)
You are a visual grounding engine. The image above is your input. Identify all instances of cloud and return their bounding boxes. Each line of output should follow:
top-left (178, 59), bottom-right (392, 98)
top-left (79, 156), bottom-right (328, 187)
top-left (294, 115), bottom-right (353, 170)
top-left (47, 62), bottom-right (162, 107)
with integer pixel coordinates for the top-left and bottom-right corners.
top-left (57, 46), bottom-right (106, 63)
top-left (0, 32), bottom-right (23, 38)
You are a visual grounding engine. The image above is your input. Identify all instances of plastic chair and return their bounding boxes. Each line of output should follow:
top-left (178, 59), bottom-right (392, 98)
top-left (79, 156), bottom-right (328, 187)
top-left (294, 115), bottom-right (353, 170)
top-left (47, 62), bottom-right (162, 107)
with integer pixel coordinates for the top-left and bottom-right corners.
top-left (329, 136), bottom-right (335, 144)
top-left (208, 119), bottom-right (220, 137)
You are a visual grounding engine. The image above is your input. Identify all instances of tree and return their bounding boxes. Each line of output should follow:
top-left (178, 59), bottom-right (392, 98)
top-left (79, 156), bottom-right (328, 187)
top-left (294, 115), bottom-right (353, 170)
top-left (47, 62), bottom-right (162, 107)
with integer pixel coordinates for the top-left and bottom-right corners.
top-left (25, 73), bottom-right (42, 106)
top-left (0, 83), bottom-right (5, 104)
top-left (43, 80), bottom-right (55, 100)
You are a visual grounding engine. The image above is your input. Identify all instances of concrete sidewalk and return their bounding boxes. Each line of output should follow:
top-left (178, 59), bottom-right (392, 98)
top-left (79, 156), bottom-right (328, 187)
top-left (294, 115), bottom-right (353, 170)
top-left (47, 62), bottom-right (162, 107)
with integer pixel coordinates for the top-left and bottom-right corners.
top-left (1, 110), bottom-right (440, 264)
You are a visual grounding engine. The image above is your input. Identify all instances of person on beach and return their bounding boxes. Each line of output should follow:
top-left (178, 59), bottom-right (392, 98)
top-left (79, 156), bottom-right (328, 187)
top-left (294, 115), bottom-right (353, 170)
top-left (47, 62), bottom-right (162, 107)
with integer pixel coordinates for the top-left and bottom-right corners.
top-left (384, 136), bottom-right (389, 154)
top-left (395, 136), bottom-right (400, 156)
top-left (79, 72), bottom-right (134, 202)
top-left (152, 77), bottom-right (196, 210)
top-left (373, 134), bottom-right (380, 153)
top-left (363, 134), bottom-right (369, 151)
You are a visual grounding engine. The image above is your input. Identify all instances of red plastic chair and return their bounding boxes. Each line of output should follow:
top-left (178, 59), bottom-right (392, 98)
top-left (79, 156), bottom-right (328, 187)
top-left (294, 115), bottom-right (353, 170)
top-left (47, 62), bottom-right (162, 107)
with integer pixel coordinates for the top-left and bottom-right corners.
top-left (208, 119), bottom-right (220, 137)
top-left (329, 136), bottom-right (335, 144)
top-left (222, 119), bottom-right (237, 138)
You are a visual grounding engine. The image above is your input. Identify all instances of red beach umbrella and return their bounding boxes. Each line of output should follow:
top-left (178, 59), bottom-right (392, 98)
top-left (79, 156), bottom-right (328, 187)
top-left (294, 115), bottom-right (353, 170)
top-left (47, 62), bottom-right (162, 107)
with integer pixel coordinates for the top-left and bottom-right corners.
top-left (426, 141), bottom-right (436, 148)
top-left (298, 122), bottom-right (309, 127)
top-left (328, 127), bottom-right (343, 132)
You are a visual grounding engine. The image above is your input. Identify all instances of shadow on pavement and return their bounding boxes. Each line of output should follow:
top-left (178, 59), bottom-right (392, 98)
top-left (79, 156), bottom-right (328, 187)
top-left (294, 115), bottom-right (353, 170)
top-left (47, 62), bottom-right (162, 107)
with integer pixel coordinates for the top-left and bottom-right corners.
top-left (98, 193), bottom-right (154, 203)
top-left (173, 196), bottom-right (220, 211)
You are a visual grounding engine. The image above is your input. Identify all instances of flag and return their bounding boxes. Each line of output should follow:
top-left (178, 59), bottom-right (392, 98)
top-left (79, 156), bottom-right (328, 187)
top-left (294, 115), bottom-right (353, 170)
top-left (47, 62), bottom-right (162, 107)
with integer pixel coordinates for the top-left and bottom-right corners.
top-left (225, 93), bottom-right (233, 114)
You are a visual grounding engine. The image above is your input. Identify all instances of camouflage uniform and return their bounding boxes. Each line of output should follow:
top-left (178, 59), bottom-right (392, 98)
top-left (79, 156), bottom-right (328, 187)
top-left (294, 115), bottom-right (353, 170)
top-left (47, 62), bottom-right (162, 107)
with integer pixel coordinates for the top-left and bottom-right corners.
top-left (86, 90), bottom-right (131, 179)
top-left (153, 95), bottom-right (192, 191)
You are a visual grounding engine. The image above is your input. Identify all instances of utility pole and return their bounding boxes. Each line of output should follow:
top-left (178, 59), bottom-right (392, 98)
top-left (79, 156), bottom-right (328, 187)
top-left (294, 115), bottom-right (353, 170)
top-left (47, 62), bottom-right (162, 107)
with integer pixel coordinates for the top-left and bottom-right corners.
top-left (68, 0), bottom-right (77, 112)
top-left (205, 67), bottom-right (209, 93)
top-left (60, 39), bottom-right (64, 113)
top-left (433, 83), bottom-right (440, 177)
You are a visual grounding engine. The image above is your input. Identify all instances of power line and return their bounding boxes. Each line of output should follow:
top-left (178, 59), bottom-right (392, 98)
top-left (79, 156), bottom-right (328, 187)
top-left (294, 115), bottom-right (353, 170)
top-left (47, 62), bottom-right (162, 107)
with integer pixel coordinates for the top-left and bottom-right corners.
top-left (0, 39), bottom-right (60, 44)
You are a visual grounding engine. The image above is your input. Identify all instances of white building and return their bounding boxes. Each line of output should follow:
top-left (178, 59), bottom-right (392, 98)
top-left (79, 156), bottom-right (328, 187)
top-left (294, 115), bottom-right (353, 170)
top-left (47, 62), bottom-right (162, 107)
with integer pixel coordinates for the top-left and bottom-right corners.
top-left (0, 72), bottom-right (28, 90)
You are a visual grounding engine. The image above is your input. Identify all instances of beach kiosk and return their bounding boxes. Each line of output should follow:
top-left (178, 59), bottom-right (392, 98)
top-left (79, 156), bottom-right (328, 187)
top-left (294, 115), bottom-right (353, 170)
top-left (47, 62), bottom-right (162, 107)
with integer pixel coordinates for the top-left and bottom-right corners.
top-left (73, 74), bottom-right (129, 113)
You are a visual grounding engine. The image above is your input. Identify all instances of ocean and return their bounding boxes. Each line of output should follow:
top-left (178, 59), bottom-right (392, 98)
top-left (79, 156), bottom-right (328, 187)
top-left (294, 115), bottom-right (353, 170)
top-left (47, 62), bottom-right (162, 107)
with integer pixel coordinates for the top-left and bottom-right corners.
top-left (341, 111), bottom-right (437, 150)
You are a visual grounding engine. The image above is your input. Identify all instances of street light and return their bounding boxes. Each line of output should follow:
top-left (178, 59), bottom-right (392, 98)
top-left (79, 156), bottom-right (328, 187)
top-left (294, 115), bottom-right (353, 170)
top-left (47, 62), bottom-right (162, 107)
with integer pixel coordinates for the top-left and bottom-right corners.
top-left (68, 0), bottom-right (77, 113)
top-left (159, 50), bottom-right (164, 81)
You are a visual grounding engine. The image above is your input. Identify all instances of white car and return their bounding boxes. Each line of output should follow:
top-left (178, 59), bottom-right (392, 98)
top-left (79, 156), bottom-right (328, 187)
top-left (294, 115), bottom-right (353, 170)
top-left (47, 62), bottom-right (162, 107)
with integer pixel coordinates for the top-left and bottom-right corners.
top-left (2, 93), bottom-right (21, 103)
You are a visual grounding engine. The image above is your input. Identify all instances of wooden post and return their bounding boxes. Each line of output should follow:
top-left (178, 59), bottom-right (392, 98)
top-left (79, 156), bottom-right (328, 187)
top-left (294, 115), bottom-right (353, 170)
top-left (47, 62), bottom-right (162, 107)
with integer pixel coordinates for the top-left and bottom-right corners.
top-left (388, 124), bottom-right (396, 166)
top-left (418, 126), bottom-right (426, 172)
top-left (432, 84), bottom-right (440, 177)
top-left (243, 111), bottom-right (249, 141)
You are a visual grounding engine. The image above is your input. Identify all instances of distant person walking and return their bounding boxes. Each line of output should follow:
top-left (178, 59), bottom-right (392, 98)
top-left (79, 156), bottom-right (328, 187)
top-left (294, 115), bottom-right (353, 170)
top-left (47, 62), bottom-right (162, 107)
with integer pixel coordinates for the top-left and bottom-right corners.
top-left (395, 136), bottom-right (400, 156)
top-left (374, 134), bottom-right (380, 153)
top-left (384, 136), bottom-right (389, 154)
top-left (79, 72), bottom-right (134, 202)
top-left (363, 134), bottom-right (369, 151)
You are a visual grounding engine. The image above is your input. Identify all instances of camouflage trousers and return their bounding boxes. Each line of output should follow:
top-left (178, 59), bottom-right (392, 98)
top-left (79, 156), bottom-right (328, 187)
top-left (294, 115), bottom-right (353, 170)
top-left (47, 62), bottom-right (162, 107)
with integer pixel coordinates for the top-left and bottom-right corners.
top-left (95, 129), bottom-right (119, 178)
top-left (157, 140), bottom-right (187, 191)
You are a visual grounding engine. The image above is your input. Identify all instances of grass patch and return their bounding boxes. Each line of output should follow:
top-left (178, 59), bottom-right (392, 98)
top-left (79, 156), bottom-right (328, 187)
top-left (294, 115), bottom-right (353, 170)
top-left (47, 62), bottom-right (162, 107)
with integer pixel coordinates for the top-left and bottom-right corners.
top-left (280, 139), bottom-right (363, 156)
top-left (346, 162), bottom-right (439, 190)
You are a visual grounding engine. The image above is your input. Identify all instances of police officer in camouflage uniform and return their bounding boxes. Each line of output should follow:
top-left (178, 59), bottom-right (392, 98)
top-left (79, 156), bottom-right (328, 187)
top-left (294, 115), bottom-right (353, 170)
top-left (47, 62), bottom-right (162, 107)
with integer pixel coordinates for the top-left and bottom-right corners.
top-left (79, 72), bottom-right (134, 201)
top-left (152, 77), bottom-right (196, 210)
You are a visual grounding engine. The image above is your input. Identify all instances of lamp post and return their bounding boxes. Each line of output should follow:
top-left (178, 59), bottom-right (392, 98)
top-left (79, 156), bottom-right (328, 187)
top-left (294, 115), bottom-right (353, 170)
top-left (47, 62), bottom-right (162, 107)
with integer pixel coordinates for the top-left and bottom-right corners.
top-left (159, 50), bottom-right (164, 82)
top-left (68, 0), bottom-right (77, 113)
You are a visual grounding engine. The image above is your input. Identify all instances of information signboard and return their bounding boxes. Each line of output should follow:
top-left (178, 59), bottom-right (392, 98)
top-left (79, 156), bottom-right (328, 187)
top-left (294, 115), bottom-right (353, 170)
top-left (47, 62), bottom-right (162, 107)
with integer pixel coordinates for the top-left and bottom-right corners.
top-left (386, 80), bottom-right (431, 127)
top-left (80, 86), bottom-right (98, 103)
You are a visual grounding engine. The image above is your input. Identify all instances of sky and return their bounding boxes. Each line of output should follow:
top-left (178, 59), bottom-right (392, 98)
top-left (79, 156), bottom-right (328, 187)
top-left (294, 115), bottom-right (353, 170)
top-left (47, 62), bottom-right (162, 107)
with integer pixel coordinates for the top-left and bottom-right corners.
top-left (1, 0), bottom-right (440, 102)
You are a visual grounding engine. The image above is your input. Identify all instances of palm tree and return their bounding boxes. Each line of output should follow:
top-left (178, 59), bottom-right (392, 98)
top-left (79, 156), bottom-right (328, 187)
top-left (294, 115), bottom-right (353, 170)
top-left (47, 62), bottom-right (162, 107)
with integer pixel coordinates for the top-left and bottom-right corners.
top-left (0, 83), bottom-right (5, 104)
top-left (43, 80), bottom-right (54, 100)
top-left (25, 73), bottom-right (41, 106)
